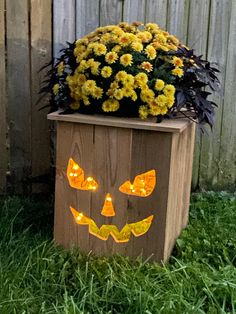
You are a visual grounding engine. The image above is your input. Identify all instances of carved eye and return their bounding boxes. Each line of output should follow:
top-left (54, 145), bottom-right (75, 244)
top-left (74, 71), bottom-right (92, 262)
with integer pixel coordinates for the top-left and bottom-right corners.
top-left (119, 170), bottom-right (156, 197)
top-left (67, 158), bottom-right (98, 191)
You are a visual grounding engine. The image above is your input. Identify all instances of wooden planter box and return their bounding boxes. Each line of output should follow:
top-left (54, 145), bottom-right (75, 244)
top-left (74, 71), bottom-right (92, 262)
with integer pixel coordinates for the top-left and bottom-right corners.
top-left (48, 111), bottom-right (195, 262)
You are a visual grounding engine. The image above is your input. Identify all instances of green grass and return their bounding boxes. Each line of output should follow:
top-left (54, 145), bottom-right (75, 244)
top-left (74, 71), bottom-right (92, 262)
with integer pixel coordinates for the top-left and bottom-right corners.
top-left (0, 192), bottom-right (235, 313)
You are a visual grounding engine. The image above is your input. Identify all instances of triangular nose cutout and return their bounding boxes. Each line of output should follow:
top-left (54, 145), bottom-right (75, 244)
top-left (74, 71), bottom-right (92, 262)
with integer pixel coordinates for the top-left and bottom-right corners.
top-left (101, 193), bottom-right (115, 217)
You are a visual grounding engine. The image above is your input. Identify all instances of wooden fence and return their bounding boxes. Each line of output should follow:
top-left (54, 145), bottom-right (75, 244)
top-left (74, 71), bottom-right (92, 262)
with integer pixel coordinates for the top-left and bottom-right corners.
top-left (0, 0), bottom-right (235, 193)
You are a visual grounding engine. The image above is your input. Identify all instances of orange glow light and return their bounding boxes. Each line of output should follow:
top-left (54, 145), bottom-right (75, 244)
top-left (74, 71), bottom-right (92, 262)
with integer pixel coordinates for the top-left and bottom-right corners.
top-left (70, 207), bottom-right (154, 243)
top-left (67, 158), bottom-right (98, 191)
top-left (119, 170), bottom-right (156, 197)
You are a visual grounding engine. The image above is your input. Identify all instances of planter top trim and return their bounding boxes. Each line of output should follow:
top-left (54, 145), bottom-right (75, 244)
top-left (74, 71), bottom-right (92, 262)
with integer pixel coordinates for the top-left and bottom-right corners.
top-left (48, 111), bottom-right (190, 133)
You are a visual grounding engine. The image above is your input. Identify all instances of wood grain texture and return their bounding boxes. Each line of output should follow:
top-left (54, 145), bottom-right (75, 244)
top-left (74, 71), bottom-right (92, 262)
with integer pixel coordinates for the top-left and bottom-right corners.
top-left (128, 129), bottom-right (173, 261)
top-left (187, 0), bottom-right (210, 189)
top-left (0, 0), bottom-right (7, 193)
top-left (90, 126), bottom-right (132, 255)
top-left (53, 0), bottom-right (76, 57)
top-left (6, 0), bottom-right (31, 193)
top-left (100, 0), bottom-right (123, 26)
top-left (218, 0), bottom-right (236, 189)
top-left (30, 0), bottom-right (51, 192)
top-left (76, 0), bottom-right (99, 38)
top-left (123, 0), bottom-right (146, 23)
top-left (199, 0), bottom-right (232, 189)
top-left (47, 111), bottom-right (190, 133)
top-left (167, 0), bottom-right (190, 42)
top-left (146, 0), bottom-right (168, 28)
top-left (54, 122), bottom-right (94, 249)
top-left (53, 120), bottom-right (195, 261)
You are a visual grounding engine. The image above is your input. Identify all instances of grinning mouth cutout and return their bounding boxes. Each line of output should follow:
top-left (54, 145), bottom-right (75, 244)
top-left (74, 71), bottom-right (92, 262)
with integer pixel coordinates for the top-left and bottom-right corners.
top-left (70, 207), bottom-right (154, 243)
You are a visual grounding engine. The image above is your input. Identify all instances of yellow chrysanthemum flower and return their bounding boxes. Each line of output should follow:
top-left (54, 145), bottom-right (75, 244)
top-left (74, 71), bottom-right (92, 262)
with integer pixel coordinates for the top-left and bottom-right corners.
top-left (155, 79), bottom-right (165, 91)
top-left (57, 62), bottom-right (65, 76)
top-left (105, 52), bottom-right (118, 64)
top-left (110, 81), bottom-right (119, 90)
top-left (163, 84), bottom-right (176, 96)
top-left (123, 74), bottom-right (134, 86)
top-left (78, 60), bottom-right (89, 73)
top-left (166, 95), bottom-right (175, 108)
top-left (120, 54), bottom-right (133, 67)
top-left (145, 45), bottom-right (157, 60)
top-left (131, 91), bottom-right (138, 102)
top-left (92, 87), bottom-right (103, 99)
top-left (82, 95), bottom-right (90, 106)
top-left (115, 71), bottom-right (127, 81)
top-left (90, 61), bottom-right (100, 75)
top-left (93, 43), bottom-right (107, 56)
top-left (172, 57), bottom-right (183, 67)
top-left (139, 105), bottom-right (149, 119)
top-left (149, 105), bottom-right (161, 116)
top-left (122, 85), bottom-right (134, 97)
top-left (114, 89), bottom-right (124, 100)
top-left (77, 74), bottom-right (87, 85)
top-left (140, 88), bottom-right (155, 103)
top-left (160, 107), bottom-right (168, 115)
top-left (137, 31), bottom-right (152, 43)
top-left (82, 80), bottom-right (96, 94)
top-left (112, 45), bottom-right (122, 53)
top-left (53, 84), bottom-right (60, 95)
top-left (172, 67), bottom-right (184, 77)
top-left (119, 33), bottom-right (131, 46)
top-left (135, 72), bottom-right (148, 87)
top-left (101, 66), bottom-right (112, 78)
top-left (70, 102), bottom-right (80, 110)
top-left (156, 94), bottom-right (167, 107)
top-left (131, 41), bottom-right (143, 52)
top-left (102, 99), bottom-right (120, 112)
top-left (140, 61), bottom-right (153, 72)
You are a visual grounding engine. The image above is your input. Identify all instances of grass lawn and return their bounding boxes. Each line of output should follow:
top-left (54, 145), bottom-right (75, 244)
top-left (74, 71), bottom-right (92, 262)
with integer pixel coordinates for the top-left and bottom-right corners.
top-left (0, 192), bottom-right (235, 313)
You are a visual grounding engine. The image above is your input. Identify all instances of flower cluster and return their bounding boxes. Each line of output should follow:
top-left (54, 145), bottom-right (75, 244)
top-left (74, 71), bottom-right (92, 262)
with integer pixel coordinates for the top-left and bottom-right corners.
top-left (45, 22), bottom-right (219, 126)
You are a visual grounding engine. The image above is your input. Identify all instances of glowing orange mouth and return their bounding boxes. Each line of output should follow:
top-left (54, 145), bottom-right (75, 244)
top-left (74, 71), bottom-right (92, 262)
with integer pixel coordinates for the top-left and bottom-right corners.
top-left (70, 207), bottom-right (154, 243)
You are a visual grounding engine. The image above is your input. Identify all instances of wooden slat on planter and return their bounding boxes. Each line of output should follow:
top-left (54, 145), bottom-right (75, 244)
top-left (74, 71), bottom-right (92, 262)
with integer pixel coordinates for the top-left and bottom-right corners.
top-left (0, 0), bottom-right (7, 193)
top-left (48, 111), bottom-right (190, 133)
top-left (219, 0), bottom-right (236, 188)
top-left (76, 0), bottom-right (99, 38)
top-left (199, 0), bottom-right (232, 189)
top-left (54, 122), bottom-right (94, 249)
top-left (90, 126), bottom-right (132, 255)
top-left (6, 0), bottom-right (31, 193)
top-left (30, 0), bottom-right (52, 193)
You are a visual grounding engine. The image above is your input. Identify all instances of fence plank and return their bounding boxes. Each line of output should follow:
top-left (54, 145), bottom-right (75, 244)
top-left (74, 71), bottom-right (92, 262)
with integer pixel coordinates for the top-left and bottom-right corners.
top-left (76, 0), bottom-right (99, 38)
top-left (187, 0), bottom-right (210, 189)
top-left (6, 0), bottom-right (31, 193)
top-left (53, 0), bottom-right (76, 57)
top-left (30, 0), bottom-right (52, 192)
top-left (167, 0), bottom-right (190, 43)
top-left (146, 0), bottom-right (168, 28)
top-left (218, 0), bottom-right (236, 189)
top-left (0, 0), bottom-right (7, 193)
top-left (100, 0), bottom-right (123, 26)
top-left (199, 0), bottom-right (232, 189)
top-left (123, 0), bottom-right (146, 23)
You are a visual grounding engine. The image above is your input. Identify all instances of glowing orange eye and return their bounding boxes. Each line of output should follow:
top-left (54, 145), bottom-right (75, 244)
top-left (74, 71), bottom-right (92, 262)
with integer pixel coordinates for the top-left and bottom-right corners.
top-left (67, 158), bottom-right (98, 191)
top-left (119, 170), bottom-right (156, 197)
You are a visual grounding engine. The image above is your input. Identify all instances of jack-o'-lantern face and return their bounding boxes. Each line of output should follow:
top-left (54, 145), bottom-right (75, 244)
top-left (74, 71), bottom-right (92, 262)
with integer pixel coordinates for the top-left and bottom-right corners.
top-left (67, 158), bottom-right (157, 243)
